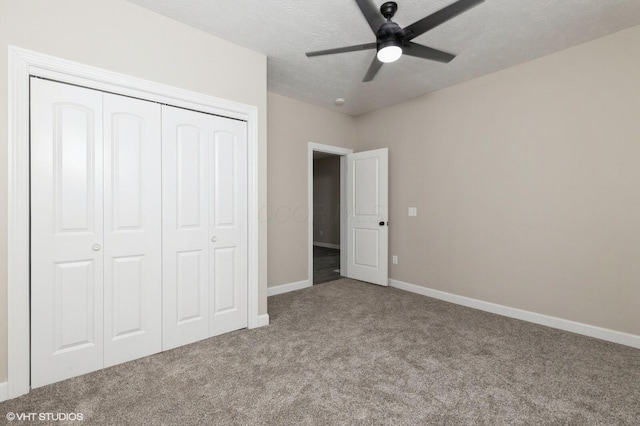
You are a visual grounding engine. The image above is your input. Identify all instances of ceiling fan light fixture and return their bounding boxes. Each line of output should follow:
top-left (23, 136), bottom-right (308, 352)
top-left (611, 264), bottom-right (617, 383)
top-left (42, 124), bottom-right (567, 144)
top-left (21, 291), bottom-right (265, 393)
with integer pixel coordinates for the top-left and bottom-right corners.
top-left (377, 44), bottom-right (402, 63)
top-left (305, 0), bottom-right (483, 82)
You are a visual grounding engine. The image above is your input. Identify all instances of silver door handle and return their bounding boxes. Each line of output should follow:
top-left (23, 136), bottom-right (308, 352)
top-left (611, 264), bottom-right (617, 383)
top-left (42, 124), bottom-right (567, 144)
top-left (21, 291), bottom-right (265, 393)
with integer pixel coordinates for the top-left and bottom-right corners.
top-left (211, 236), bottom-right (217, 242)
top-left (92, 243), bottom-right (102, 251)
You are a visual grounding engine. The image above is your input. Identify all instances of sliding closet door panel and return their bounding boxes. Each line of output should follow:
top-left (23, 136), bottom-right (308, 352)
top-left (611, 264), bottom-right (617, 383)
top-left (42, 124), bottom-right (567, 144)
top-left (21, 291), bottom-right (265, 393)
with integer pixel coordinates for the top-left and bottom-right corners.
top-left (162, 105), bottom-right (210, 350)
top-left (103, 94), bottom-right (162, 367)
top-left (30, 78), bottom-right (104, 388)
top-left (209, 118), bottom-right (248, 335)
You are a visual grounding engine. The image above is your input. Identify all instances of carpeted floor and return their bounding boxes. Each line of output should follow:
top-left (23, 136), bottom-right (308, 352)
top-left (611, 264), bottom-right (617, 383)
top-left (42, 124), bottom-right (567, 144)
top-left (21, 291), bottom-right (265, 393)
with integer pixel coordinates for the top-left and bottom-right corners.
top-left (2, 278), bottom-right (639, 425)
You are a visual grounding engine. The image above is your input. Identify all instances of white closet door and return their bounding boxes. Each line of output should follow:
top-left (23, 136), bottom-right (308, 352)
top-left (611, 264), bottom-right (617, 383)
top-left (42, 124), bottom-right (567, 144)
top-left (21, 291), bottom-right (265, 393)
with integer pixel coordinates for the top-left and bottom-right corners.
top-left (31, 78), bottom-right (248, 386)
top-left (163, 107), bottom-right (248, 347)
top-left (103, 94), bottom-right (162, 366)
top-left (31, 78), bottom-right (105, 388)
top-left (209, 116), bottom-right (248, 335)
top-left (162, 105), bottom-right (211, 350)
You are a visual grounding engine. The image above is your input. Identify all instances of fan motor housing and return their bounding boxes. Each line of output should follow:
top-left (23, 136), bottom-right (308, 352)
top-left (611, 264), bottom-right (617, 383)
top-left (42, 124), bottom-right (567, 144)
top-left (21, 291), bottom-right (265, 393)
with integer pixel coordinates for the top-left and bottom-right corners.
top-left (376, 21), bottom-right (402, 45)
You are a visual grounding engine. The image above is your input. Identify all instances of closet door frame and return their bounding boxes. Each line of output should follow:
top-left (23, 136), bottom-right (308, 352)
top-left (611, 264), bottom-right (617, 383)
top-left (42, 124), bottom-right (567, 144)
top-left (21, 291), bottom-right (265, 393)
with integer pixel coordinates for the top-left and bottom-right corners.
top-left (7, 46), bottom-right (263, 399)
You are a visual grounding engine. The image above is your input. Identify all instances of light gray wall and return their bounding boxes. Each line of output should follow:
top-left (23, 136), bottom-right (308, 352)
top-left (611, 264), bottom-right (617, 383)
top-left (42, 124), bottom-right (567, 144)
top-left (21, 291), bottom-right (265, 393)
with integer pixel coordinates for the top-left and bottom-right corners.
top-left (313, 156), bottom-right (341, 246)
top-left (267, 24), bottom-right (640, 338)
top-left (0, 0), bottom-right (268, 382)
top-left (355, 25), bottom-right (640, 336)
top-left (267, 92), bottom-right (356, 287)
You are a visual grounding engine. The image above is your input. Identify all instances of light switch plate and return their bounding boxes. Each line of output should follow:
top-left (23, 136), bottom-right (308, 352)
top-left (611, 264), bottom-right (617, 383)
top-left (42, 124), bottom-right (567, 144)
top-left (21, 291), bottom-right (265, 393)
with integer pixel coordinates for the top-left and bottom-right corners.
top-left (408, 207), bottom-right (417, 217)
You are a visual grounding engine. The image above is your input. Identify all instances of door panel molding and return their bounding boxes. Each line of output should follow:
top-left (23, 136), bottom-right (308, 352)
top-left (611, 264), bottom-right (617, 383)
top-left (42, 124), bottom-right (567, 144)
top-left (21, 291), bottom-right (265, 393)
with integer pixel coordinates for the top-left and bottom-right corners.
top-left (103, 93), bottom-right (162, 368)
top-left (30, 79), bottom-right (105, 388)
top-left (162, 106), bottom-right (211, 350)
top-left (346, 148), bottom-right (389, 286)
top-left (8, 46), bottom-right (261, 399)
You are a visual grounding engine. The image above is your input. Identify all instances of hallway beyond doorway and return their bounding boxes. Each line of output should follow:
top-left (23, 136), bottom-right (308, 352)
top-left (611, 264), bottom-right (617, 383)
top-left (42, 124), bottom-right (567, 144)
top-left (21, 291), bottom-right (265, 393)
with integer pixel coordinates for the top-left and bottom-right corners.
top-left (313, 246), bottom-right (341, 284)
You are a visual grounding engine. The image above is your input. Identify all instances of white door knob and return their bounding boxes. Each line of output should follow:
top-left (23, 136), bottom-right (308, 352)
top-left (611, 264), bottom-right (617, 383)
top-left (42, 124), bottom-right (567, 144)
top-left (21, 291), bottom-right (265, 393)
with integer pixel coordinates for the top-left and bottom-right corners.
top-left (92, 243), bottom-right (102, 251)
top-left (211, 236), bottom-right (217, 242)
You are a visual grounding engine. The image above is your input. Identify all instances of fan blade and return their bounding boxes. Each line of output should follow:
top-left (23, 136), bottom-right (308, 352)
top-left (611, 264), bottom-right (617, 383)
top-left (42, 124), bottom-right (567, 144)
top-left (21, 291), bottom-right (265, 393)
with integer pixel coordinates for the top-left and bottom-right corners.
top-left (306, 42), bottom-right (377, 57)
top-left (404, 0), bottom-right (484, 40)
top-left (402, 42), bottom-right (455, 63)
top-left (355, 0), bottom-right (386, 34)
top-left (363, 57), bottom-right (383, 82)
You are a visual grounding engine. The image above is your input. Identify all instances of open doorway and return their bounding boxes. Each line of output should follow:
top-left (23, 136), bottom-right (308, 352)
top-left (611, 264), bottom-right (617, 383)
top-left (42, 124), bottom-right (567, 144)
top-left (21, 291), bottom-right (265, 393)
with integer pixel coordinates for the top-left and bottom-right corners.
top-left (307, 143), bottom-right (352, 287)
top-left (307, 142), bottom-right (389, 288)
top-left (313, 152), bottom-right (342, 284)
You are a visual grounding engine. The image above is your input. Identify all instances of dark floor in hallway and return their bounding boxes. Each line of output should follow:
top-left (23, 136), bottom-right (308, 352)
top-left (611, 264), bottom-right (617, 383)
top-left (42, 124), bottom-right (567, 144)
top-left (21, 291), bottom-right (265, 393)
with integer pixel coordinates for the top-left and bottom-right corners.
top-left (313, 246), bottom-right (341, 284)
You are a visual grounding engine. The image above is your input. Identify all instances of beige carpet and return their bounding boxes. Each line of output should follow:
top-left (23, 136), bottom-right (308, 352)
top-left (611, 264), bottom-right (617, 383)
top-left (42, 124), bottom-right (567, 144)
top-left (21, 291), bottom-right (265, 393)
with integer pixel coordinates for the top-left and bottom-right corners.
top-left (2, 278), bottom-right (639, 424)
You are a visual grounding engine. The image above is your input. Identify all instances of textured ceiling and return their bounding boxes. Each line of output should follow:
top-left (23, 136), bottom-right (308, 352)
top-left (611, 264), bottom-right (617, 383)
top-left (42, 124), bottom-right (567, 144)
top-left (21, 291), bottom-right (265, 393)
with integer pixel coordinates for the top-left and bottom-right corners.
top-left (128, 0), bottom-right (640, 116)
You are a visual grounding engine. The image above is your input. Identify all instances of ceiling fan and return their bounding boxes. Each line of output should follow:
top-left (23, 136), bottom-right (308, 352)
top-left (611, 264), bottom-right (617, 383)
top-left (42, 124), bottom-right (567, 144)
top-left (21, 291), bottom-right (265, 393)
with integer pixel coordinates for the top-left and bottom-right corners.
top-left (306, 0), bottom-right (484, 82)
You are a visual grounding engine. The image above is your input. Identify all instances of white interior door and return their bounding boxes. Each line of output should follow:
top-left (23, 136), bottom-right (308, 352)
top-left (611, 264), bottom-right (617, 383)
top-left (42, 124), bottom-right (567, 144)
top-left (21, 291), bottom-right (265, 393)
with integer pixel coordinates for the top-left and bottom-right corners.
top-left (30, 78), bottom-right (105, 388)
top-left (163, 107), bottom-right (249, 348)
top-left (162, 105), bottom-right (211, 350)
top-left (31, 78), bottom-right (249, 386)
top-left (209, 116), bottom-right (248, 335)
top-left (346, 148), bottom-right (389, 286)
top-left (31, 79), bottom-right (164, 387)
top-left (103, 94), bottom-right (162, 367)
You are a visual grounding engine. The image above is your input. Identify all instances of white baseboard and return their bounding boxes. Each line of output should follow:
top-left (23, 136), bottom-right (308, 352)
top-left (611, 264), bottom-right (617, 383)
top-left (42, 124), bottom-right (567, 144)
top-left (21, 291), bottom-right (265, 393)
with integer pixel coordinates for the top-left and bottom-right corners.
top-left (267, 280), bottom-right (311, 297)
top-left (0, 381), bottom-right (7, 402)
top-left (389, 279), bottom-right (640, 350)
top-left (257, 314), bottom-right (269, 327)
top-left (313, 242), bottom-right (340, 250)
